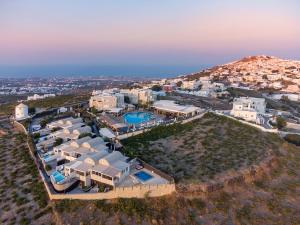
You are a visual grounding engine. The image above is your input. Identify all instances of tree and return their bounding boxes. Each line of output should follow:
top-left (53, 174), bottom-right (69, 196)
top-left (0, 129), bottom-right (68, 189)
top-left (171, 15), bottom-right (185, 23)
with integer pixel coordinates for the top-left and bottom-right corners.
top-left (51, 127), bottom-right (60, 132)
top-left (40, 119), bottom-right (48, 128)
top-left (176, 81), bottom-right (183, 88)
top-left (91, 107), bottom-right (98, 114)
top-left (281, 95), bottom-right (289, 102)
top-left (32, 132), bottom-right (40, 139)
top-left (276, 117), bottom-right (287, 129)
top-left (124, 96), bottom-right (130, 104)
top-left (284, 134), bottom-right (300, 146)
top-left (151, 85), bottom-right (162, 92)
top-left (28, 107), bottom-right (36, 114)
top-left (45, 164), bottom-right (52, 171)
top-left (53, 138), bottom-right (63, 147)
top-left (78, 132), bottom-right (92, 139)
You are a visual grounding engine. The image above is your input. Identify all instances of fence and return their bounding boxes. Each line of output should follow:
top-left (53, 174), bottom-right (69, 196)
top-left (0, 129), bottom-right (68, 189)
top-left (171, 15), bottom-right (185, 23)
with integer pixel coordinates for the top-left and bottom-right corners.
top-left (213, 112), bottom-right (278, 133)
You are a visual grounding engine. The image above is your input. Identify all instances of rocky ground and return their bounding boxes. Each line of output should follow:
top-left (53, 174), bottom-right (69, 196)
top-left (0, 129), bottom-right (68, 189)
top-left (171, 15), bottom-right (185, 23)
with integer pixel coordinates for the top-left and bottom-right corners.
top-left (0, 119), bottom-right (54, 225)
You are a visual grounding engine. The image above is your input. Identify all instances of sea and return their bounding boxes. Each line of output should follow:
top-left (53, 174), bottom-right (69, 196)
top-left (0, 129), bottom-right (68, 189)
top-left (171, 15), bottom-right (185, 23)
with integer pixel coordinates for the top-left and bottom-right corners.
top-left (0, 64), bottom-right (209, 79)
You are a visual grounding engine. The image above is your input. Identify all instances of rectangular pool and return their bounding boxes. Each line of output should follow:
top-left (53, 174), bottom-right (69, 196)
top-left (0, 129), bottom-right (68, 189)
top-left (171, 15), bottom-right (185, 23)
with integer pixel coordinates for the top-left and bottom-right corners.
top-left (51, 171), bottom-right (65, 183)
top-left (134, 171), bottom-right (153, 182)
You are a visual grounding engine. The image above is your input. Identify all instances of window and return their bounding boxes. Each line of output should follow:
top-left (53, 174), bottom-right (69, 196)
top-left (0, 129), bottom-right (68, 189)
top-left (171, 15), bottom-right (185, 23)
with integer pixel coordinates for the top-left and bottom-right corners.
top-left (76, 171), bottom-right (85, 176)
top-left (102, 174), bottom-right (112, 180)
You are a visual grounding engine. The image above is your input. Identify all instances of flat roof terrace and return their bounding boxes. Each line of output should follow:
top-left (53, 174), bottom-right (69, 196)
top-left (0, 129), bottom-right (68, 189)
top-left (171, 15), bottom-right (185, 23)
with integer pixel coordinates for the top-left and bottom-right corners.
top-left (118, 168), bottom-right (169, 187)
top-left (152, 100), bottom-right (201, 116)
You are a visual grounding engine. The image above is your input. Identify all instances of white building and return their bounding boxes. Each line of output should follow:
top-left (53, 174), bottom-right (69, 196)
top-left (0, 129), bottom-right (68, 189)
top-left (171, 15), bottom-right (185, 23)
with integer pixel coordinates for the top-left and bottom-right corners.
top-left (51, 136), bottom-right (130, 188)
top-left (152, 100), bottom-right (201, 117)
top-left (15, 103), bottom-right (29, 121)
top-left (47, 117), bottom-right (83, 129)
top-left (90, 95), bottom-right (118, 111)
top-left (120, 89), bottom-right (156, 105)
top-left (230, 97), bottom-right (266, 123)
top-left (90, 92), bottom-right (124, 109)
top-left (27, 93), bottom-right (55, 101)
top-left (182, 80), bottom-right (200, 90)
top-left (269, 93), bottom-right (300, 102)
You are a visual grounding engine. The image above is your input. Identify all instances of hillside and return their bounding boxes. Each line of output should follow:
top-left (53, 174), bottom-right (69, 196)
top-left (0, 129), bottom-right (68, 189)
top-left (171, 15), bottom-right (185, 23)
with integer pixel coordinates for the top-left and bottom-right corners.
top-left (54, 133), bottom-right (300, 225)
top-left (186, 55), bottom-right (300, 92)
top-left (122, 113), bottom-right (281, 184)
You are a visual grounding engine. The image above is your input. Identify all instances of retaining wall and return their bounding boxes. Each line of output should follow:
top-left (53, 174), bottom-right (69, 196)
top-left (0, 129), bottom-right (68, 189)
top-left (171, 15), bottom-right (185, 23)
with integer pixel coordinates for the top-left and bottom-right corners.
top-left (47, 183), bottom-right (176, 200)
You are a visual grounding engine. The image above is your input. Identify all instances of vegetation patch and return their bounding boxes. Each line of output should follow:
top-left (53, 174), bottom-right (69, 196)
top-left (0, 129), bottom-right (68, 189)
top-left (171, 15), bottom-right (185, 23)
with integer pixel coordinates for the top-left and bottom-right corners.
top-left (0, 120), bottom-right (53, 224)
top-left (122, 113), bottom-right (283, 183)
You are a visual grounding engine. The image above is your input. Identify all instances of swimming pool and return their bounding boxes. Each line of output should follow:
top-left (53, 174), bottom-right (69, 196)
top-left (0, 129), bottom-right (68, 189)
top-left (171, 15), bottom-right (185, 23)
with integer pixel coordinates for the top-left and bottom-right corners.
top-left (43, 154), bottom-right (56, 162)
top-left (51, 171), bottom-right (65, 183)
top-left (134, 171), bottom-right (153, 182)
top-left (123, 112), bottom-right (152, 125)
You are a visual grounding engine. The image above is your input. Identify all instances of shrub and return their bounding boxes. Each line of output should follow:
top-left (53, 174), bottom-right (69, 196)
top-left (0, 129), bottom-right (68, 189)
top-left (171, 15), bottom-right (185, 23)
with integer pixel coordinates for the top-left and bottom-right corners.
top-left (151, 85), bottom-right (162, 92)
top-left (78, 132), bottom-right (92, 139)
top-left (45, 164), bottom-right (52, 171)
top-left (284, 134), bottom-right (300, 146)
top-left (32, 133), bottom-right (40, 139)
top-left (53, 138), bottom-right (63, 147)
top-left (276, 117), bottom-right (287, 129)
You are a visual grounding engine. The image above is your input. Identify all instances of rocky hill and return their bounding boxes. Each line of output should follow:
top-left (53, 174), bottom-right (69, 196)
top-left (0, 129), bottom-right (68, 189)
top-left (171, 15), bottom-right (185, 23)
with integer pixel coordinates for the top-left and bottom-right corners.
top-left (186, 55), bottom-right (300, 92)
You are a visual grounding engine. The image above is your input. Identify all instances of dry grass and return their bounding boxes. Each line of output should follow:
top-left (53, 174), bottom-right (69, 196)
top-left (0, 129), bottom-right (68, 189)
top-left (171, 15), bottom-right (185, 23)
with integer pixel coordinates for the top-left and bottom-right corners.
top-left (0, 120), bottom-right (54, 225)
top-left (123, 113), bottom-right (282, 183)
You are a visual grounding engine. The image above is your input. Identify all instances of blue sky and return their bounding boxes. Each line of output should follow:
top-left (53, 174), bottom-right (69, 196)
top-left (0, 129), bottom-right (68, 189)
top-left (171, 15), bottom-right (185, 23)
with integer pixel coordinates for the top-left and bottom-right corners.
top-left (0, 0), bottom-right (299, 77)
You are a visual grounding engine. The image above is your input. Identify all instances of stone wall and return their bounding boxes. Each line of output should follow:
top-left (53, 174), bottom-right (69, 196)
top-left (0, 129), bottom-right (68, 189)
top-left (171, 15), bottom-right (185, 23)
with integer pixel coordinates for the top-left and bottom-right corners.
top-left (46, 183), bottom-right (176, 200)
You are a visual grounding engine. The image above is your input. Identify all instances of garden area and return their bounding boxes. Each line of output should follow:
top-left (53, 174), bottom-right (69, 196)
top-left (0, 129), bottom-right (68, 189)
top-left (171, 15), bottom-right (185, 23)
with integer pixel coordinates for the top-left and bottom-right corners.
top-left (0, 120), bottom-right (54, 225)
top-left (122, 112), bottom-right (283, 183)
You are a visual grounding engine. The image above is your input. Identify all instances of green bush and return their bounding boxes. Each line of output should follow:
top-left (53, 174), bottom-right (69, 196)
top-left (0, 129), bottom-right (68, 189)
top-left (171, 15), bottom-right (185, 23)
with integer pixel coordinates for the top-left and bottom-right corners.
top-left (32, 133), bottom-right (40, 139)
top-left (276, 117), bottom-right (287, 129)
top-left (53, 138), bottom-right (63, 147)
top-left (78, 132), bottom-right (92, 139)
top-left (45, 164), bottom-right (52, 171)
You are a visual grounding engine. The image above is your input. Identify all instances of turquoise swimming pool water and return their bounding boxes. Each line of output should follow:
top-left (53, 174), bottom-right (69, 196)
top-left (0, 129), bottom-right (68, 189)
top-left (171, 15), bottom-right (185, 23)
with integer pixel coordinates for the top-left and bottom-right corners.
top-left (134, 171), bottom-right (153, 182)
top-left (51, 171), bottom-right (65, 183)
top-left (123, 112), bottom-right (152, 125)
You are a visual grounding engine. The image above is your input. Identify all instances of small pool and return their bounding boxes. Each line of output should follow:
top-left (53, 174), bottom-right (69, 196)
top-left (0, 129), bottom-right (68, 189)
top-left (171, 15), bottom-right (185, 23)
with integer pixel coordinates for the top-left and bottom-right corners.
top-left (134, 171), bottom-right (153, 182)
top-left (51, 171), bottom-right (65, 183)
top-left (43, 154), bottom-right (55, 162)
top-left (123, 112), bottom-right (153, 125)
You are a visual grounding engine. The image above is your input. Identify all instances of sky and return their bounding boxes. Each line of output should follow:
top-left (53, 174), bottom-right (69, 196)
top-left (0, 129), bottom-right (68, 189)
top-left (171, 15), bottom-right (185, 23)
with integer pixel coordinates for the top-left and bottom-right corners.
top-left (0, 0), bottom-right (300, 77)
